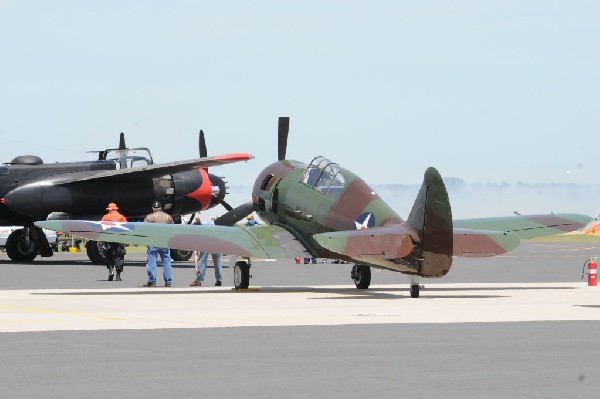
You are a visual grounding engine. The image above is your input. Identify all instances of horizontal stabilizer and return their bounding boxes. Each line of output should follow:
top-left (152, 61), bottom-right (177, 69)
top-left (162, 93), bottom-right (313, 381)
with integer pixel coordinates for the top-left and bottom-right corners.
top-left (313, 227), bottom-right (414, 259)
top-left (453, 228), bottom-right (520, 257)
top-left (454, 213), bottom-right (591, 240)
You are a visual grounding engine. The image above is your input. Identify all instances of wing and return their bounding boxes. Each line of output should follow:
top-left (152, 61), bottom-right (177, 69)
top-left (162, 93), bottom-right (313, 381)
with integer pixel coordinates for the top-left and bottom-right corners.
top-left (453, 213), bottom-right (591, 257)
top-left (33, 153), bottom-right (253, 185)
top-left (35, 220), bottom-right (310, 259)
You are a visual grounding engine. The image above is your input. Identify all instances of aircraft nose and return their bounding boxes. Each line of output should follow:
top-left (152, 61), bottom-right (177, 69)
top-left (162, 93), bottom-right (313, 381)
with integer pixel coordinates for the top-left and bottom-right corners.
top-left (4, 183), bottom-right (72, 218)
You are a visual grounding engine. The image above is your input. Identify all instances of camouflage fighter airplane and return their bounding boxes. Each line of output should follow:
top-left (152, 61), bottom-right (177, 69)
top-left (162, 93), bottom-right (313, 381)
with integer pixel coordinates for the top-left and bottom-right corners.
top-left (36, 118), bottom-right (592, 297)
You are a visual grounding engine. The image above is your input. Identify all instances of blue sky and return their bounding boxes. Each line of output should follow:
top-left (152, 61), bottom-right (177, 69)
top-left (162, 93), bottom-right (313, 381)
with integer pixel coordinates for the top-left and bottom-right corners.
top-left (1, 0), bottom-right (599, 186)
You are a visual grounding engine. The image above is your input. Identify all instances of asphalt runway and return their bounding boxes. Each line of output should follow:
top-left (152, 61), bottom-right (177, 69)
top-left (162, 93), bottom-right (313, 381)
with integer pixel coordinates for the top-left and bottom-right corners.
top-left (1, 242), bottom-right (599, 398)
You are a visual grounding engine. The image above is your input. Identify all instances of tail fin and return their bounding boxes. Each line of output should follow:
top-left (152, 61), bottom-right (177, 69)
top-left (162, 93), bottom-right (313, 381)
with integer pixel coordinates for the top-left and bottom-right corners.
top-left (403, 167), bottom-right (453, 277)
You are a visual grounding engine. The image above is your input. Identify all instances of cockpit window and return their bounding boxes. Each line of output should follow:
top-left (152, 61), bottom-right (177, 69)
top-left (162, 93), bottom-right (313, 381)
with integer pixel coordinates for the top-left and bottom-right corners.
top-left (301, 156), bottom-right (346, 196)
top-left (0, 165), bottom-right (8, 175)
top-left (104, 148), bottom-right (153, 169)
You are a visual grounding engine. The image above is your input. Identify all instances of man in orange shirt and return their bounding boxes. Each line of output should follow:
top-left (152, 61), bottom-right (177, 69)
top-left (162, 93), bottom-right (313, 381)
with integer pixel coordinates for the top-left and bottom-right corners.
top-left (99, 203), bottom-right (127, 281)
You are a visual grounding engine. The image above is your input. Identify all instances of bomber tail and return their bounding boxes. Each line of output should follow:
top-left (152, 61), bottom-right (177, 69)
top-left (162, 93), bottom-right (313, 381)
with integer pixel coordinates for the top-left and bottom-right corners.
top-left (402, 167), bottom-right (453, 277)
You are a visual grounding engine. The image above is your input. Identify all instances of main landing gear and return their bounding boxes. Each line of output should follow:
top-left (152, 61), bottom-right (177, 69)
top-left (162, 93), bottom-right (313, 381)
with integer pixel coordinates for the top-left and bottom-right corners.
top-left (348, 265), bottom-right (423, 298)
top-left (171, 249), bottom-right (193, 262)
top-left (233, 260), bottom-right (251, 290)
top-left (351, 265), bottom-right (371, 289)
top-left (6, 226), bottom-right (53, 262)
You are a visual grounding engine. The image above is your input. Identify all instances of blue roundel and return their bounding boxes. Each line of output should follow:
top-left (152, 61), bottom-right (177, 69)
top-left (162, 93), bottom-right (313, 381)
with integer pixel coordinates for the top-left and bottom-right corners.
top-left (355, 212), bottom-right (375, 230)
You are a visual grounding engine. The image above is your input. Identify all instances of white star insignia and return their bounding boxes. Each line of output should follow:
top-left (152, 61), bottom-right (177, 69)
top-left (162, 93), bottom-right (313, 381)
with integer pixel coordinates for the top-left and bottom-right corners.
top-left (355, 213), bottom-right (372, 230)
top-left (90, 221), bottom-right (131, 231)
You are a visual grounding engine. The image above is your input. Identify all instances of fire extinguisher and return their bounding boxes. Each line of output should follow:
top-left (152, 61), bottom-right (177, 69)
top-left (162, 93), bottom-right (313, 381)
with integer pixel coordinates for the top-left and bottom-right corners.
top-left (582, 258), bottom-right (598, 286)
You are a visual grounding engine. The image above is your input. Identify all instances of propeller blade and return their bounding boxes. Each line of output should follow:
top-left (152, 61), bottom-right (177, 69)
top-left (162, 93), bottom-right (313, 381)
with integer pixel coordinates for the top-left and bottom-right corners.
top-left (199, 130), bottom-right (207, 158)
top-left (119, 132), bottom-right (126, 150)
top-left (278, 117), bottom-right (289, 161)
top-left (214, 201), bottom-right (254, 226)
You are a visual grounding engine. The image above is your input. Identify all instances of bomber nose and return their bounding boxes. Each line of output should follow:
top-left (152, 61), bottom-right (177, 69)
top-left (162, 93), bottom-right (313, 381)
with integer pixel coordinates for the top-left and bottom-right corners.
top-left (4, 183), bottom-right (72, 218)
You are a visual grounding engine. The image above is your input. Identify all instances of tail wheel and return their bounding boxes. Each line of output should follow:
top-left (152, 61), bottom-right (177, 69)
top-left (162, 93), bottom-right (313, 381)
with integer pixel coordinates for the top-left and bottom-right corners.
top-left (233, 261), bottom-right (250, 290)
top-left (171, 249), bottom-right (193, 261)
top-left (410, 284), bottom-right (420, 298)
top-left (351, 265), bottom-right (371, 289)
top-left (6, 228), bottom-right (38, 262)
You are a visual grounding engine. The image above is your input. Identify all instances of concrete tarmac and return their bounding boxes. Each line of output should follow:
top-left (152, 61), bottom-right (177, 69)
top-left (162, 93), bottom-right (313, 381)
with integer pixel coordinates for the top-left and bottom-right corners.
top-left (1, 242), bottom-right (599, 398)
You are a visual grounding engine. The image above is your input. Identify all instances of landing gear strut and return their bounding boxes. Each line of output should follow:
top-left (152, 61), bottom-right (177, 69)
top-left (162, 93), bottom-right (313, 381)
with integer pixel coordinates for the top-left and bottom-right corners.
top-left (351, 265), bottom-right (371, 289)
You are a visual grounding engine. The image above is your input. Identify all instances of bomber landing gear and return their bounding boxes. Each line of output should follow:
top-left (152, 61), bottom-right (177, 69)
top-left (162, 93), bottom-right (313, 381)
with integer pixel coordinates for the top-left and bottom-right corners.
top-left (233, 260), bottom-right (251, 290)
top-left (171, 249), bottom-right (193, 262)
top-left (86, 240), bottom-right (107, 265)
top-left (6, 228), bottom-right (39, 262)
top-left (351, 265), bottom-right (371, 289)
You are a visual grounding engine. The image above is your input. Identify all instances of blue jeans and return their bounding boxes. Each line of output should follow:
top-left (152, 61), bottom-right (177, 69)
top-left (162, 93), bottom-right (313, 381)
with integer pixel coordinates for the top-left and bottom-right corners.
top-left (146, 246), bottom-right (172, 284)
top-left (196, 252), bottom-right (223, 282)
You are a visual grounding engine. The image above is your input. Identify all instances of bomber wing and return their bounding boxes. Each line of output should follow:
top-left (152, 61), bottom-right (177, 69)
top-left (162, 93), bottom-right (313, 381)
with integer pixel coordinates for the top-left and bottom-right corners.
top-left (30, 153), bottom-right (253, 185)
top-left (35, 220), bottom-right (310, 259)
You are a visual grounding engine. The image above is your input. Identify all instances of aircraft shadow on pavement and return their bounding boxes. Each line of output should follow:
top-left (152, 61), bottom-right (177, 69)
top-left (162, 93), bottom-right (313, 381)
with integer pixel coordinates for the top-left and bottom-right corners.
top-left (0, 259), bottom-right (196, 268)
top-left (421, 286), bottom-right (577, 292)
top-left (32, 286), bottom-right (507, 300)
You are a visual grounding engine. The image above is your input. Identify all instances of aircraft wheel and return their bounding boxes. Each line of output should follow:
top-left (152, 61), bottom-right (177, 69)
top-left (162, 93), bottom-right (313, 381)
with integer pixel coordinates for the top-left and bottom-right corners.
top-left (86, 240), bottom-right (107, 265)
top-left (6, 229), bottom-right (39, 262)
top-left (233, 261), bottom-right (250, 290)
top-left (171, 249), bottom-right (193, 261)
top-left (351, 265), bottom-right (371, 289)
top-left (410, 284), bottom-right (420, 298)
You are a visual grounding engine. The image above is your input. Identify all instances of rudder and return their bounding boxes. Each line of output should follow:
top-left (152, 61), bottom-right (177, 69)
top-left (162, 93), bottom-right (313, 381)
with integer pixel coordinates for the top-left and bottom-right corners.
top-left (404, 167), bottom-right (453, 277)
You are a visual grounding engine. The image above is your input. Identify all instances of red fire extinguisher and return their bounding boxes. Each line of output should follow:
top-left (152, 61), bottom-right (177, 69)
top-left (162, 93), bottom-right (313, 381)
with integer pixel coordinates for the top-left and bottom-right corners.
top-left (583, 258), bottom-right (598, 286)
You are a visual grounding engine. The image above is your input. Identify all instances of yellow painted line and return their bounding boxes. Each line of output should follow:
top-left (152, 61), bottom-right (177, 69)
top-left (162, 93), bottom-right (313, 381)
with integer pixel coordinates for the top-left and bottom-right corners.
top-left (0, 306), bottom-right (124, 321)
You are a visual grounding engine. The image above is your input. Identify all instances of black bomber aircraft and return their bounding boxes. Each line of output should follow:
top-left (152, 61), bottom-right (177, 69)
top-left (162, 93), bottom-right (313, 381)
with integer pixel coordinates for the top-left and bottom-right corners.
top-left (38, 118), bottom-right (591, 297)
top-left (0, 132), bottom-right (251, 263)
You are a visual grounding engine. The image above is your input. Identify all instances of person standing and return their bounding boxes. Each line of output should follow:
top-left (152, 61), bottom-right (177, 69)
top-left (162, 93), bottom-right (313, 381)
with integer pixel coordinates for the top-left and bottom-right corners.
top-left (190, 217), bottom-right (223, 287)
top-left (142, 201), bottom-right (174, 287)
top-left (100, 202), bottom-right (127, 281)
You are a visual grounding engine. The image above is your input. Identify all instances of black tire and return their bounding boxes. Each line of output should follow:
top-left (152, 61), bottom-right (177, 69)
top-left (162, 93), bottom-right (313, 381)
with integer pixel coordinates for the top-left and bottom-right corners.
top-left (233, 261), bottom-right (250, 290)
top-left (410, 284), bottom-right (420, 298)
top-left (171, 249), bottom-right (193, 261)
top-left (351, 265), bottom-right (371, 289)
top-left (86, 240), bottom-right (107, 265)
top-left (6, 229), bottom-right (38, 262)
